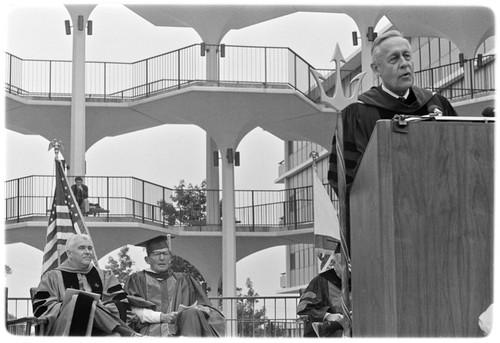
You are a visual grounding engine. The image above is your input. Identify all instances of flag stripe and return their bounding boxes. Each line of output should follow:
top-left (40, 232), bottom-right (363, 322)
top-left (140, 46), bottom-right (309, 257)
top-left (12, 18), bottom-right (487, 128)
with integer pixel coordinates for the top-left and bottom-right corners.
top-left (313, 169), bottom-right (341, 241)
top-left (312, 161), bottom-right (342, 275)
top-left (42, 250), bottom-right (67, 271)
top-left (44, 219), bottom-right (79, 243)
top-left (42, 160), bottom-right (97, 275)
top-left (42, 237), bottom-right (72, 263)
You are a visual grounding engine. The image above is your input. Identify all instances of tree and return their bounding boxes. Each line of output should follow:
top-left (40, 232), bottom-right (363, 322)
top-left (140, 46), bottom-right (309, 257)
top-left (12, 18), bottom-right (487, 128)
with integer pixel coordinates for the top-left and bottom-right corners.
top-left (105, 180), bottom-right (209, 288)
top-left (104, 245), bottom-right (135, 284)
top-left (170, 255), bottom-right (205, 285)
top-left (235, 278), bottom-right (287, 337)
top-left (104, 245), bottom-right (206, 288)
top-left (158, 179), bottom-right (207, 226)
top-left (236, 278), bottom-right (268, 337)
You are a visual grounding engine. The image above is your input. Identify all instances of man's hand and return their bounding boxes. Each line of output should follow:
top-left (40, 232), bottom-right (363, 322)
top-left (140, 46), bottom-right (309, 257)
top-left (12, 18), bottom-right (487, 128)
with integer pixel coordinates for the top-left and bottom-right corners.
top-left (127, 310), bottom-right (138, 323)
top-left (160, 311), bottom-right (178, 324)
top-left (324, 313), bottom-right (344, 323)
top-left (196, 305), bottom-right (211, 318)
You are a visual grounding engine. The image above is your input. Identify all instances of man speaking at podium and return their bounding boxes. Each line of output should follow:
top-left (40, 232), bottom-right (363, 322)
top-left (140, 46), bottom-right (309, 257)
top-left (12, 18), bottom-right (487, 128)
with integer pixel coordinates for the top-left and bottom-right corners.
top-left (328, 30), bottom-right (457, 249)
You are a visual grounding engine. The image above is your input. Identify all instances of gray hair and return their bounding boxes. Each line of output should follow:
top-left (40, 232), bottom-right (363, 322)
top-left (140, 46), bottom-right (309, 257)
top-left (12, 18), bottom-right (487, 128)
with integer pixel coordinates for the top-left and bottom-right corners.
top-left (66, 233), bottom-right (93, 251)
top-left (371, 30), bottom-right (409, 63)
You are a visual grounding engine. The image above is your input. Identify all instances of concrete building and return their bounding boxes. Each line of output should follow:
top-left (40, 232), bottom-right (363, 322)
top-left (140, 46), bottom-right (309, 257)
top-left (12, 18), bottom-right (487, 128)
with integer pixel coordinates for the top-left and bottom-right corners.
top-left (4, 3), bottom-right (495, 328)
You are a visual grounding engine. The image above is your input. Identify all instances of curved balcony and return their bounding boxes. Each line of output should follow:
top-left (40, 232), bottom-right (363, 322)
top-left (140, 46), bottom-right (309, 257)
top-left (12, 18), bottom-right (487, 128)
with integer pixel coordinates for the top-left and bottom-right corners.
top-left (4, 175), bottom-right (339, 262)
top-left (5, 44), bottom-right (494, 105)
top-left (5, 44), bottom-right (334, 104)
top-left (4, 174), bottom-right (338, 231)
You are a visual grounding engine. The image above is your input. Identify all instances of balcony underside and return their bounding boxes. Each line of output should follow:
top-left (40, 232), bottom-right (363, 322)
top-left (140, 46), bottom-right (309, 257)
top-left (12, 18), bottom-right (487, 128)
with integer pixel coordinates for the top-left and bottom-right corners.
top-left (4, 217), bottom-right (313, 264)
top-left (6, 83), bottom-right (337, 155)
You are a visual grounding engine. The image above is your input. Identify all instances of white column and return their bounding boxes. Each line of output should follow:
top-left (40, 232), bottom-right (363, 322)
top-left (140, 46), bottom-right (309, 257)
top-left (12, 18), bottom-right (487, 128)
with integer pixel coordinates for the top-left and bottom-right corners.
top-left (205, 43), bottom-right (219, 82)
top-left (221, 147), bottom-right (237, 337)
top-left (461, 53), bottom-right (474, 99)
top-left (345, 12), bottom-right (378, 92)
top-left (358, 22), bottom-right (376, 92)
top-left (203, 42), bottom-right (238, 335)
top-left (205, 273), bottom-right (222, 298)
top-left (206, 136), bottom-right (220, 226)
top-left (65, 6), bottom-right (95, 177)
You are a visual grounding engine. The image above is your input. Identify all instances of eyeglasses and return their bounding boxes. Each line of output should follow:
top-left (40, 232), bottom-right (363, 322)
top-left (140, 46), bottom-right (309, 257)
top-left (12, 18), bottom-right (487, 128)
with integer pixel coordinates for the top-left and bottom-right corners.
top-left (150, 251), bottom-right (170, 258)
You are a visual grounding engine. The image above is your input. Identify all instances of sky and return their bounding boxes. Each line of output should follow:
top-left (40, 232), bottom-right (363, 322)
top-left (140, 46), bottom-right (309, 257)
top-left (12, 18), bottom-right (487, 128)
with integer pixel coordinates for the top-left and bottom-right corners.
top-left (1, 0), bottom-right (366, 301)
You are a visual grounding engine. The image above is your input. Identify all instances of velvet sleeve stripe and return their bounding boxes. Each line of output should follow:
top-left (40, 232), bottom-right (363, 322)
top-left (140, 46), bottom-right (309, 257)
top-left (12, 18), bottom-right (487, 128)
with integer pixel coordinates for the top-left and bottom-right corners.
top-left (111, 292), bottom-right (128, 301)
top-left (111, 300), bottom-right (131, 322)
top-left (33, 305), bottom-right (48, 318)
top-left (33, 290), bottom-right (50, 300)
top-left (107, 284), bottom-right (124, 293)
top-left (328, 136), bottom-right (360, 195)
top-left (32, 290), bottom-right (51, 317)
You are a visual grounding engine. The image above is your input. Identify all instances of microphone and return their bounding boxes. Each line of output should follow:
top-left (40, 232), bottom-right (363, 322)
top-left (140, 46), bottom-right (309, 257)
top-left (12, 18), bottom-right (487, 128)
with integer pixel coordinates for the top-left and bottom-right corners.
top-left (481, 106), bottom-right (495, 117)
top-left (428, 105), bottom-right (443, 117)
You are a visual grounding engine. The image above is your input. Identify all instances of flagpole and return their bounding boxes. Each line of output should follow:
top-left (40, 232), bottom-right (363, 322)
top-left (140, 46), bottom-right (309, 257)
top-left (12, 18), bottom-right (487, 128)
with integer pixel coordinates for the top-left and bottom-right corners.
top-left (51, 140), bottom-right (63, 269)
top-left (308, 42), bottom-right (364, 337)
top-left (335, 114), bottom-right (352, 337)
top-left (43, 139), bottom-right (99, 275)
top-left (310, 151), bottom-right (319, 273)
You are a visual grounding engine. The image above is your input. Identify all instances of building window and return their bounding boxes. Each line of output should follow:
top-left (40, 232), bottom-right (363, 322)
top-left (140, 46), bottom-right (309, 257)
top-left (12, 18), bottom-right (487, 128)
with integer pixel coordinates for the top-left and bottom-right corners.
top-left (290, 252), bottom-right (296, 270)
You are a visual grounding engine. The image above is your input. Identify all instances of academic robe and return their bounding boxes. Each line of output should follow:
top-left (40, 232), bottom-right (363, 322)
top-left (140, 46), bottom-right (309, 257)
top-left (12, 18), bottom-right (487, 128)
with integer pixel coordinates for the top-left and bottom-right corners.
top-left (124, 270), bottom-right (226, 337)
top-left (32, 261), bottom-right (131, 336)
top-left (297, 269), bottom-right (346, 337)
top-left (327, 85), bottom-right (458, 248)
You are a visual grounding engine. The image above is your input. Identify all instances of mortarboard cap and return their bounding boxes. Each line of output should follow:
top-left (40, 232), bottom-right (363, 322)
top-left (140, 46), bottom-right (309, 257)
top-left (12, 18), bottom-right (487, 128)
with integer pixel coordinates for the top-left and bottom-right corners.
top-left (136, 234), bottom-right (173, 255)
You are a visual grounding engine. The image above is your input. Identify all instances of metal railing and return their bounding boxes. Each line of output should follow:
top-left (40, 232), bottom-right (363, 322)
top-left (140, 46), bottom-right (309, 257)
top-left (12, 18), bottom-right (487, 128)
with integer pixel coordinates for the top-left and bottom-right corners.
top-left (413, 54), bottom-right (495, 100)
top-left (6, 46), bottom-right (494, 105)
top-left (4, 175), bottom-right (175, 226)
top-left (6, 296), bottom-right (33, 321)
top-left (5, 44), bottom-right (331, 104)
top-left (5, 294), bottom-right (304, 338)
top-left (5, 175), bottom-right (338, 230)
top-left (209, 295), bottom-right (303, 338)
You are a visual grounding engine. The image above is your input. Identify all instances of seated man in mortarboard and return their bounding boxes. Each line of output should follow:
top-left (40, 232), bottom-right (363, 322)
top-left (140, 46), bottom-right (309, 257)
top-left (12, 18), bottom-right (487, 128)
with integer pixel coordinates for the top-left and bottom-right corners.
top-left (124, 235), bottom-right (226, 337)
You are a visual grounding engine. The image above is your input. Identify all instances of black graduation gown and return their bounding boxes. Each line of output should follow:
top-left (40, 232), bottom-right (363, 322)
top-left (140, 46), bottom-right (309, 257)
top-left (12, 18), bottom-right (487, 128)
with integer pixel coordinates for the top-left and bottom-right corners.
top-left (327, 85), bottom-right (457, 249)
top-left (297, 269), bottom-right (346, 337)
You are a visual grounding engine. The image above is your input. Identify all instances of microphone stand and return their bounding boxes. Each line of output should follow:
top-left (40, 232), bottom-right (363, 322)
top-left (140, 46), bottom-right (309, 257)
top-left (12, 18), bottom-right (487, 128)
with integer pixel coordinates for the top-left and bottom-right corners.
top-left (392, 113), bottom-right (439, 134)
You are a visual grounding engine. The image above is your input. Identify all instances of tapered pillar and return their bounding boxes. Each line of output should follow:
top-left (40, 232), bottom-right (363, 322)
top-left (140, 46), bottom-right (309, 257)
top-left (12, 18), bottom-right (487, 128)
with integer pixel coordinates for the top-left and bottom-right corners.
top-left (65, 5), bottom-right (95, 177)
top-left (461, 53), bottom-right (475, 100)
top-left (221, 147), bottom-right (237, 336)
top-left (204, 41), bottom-right (237, 335)
top-left (357, 22), bottom-right (376, 92)
top-left (205, 42), bottom-right (219, 82)
top-left (206, 136), bottom-right (220, 227)
top-left (344, 11), bottom-right (379, 92)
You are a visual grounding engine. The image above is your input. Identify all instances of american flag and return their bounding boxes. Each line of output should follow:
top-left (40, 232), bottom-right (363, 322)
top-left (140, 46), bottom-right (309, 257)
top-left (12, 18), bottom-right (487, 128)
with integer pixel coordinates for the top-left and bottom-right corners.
top-left (41, 159), bottom-right (97, 275)
top-left (312, 161), bottom-right (341, 274)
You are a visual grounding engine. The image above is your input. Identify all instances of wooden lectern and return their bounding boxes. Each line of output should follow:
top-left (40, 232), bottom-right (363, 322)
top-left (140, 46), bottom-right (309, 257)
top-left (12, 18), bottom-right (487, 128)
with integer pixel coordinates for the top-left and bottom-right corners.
top-left (350, 119), bottom-right (494, 337)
